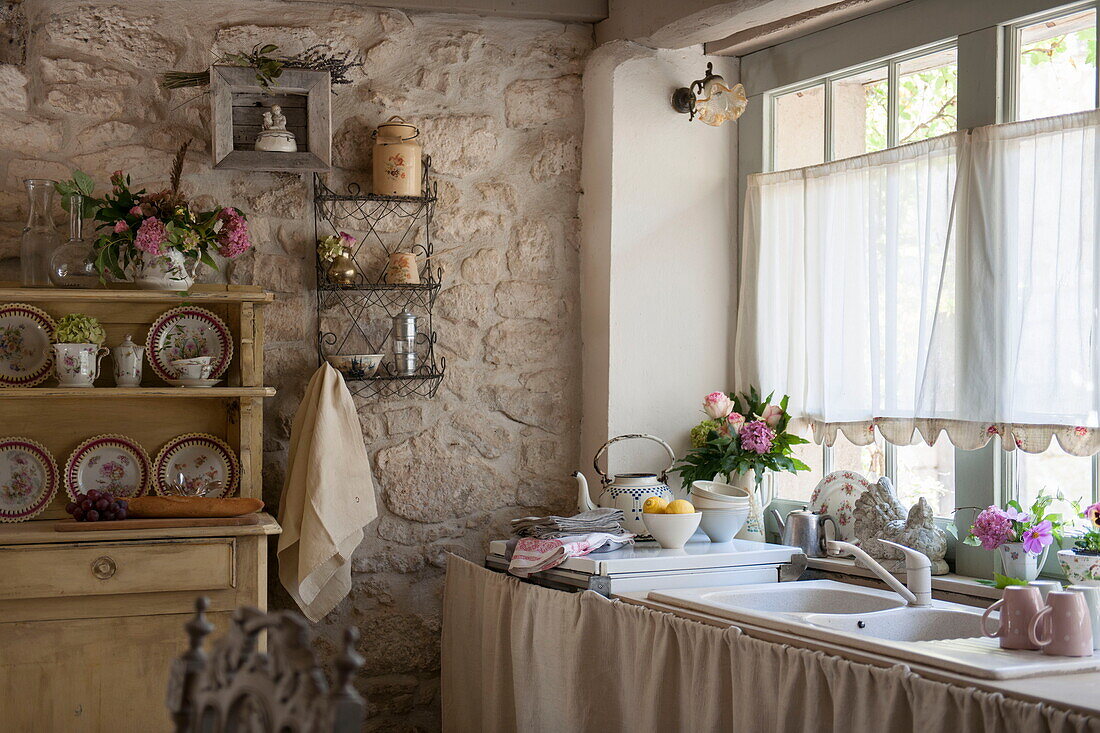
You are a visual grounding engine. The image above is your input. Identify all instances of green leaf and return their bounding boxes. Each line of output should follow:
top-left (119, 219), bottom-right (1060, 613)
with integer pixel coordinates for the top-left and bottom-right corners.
top-left (73, 170), bottom-right (95, 196)
top-left (259, 44), bottom-right (278, 55)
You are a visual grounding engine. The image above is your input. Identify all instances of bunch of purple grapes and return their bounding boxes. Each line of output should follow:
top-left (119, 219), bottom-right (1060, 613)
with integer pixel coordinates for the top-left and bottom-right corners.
top-left (66, 489), bottom-right (128, 522)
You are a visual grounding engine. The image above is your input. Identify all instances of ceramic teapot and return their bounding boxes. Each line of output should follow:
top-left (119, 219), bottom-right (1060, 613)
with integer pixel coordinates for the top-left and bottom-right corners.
top-left (574, 433), bottom-right (677, 536)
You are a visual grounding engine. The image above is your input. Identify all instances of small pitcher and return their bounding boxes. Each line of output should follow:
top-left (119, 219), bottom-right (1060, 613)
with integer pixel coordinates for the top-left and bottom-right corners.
top-left (981, 585), bottom-right (1044, 650)
top-left (1028, 590), bottom-right (1094, 657)
top-left (112, 334), bottom-right (144, 387)
top-left (54, 343), bottom-right (109, 388)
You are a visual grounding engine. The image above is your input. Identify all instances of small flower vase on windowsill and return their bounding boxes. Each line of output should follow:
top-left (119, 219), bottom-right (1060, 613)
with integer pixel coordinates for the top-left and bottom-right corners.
top-left (999, 542), bottom-right (1049, 582)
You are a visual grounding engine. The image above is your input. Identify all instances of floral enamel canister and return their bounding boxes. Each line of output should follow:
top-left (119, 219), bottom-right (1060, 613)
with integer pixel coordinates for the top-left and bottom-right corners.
top-left (372, 117), bottom-right (422, 197)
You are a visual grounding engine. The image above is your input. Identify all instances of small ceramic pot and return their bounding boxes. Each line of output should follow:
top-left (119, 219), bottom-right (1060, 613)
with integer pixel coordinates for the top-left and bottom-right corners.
top-left (999, 542), bottom-right (1048, 582)
top-left (1028, 590), bottom-right (1094, 657)
top-left (54, 343), bottom-right (109, 388)
top-left (384, 252), bottom-right (420, 284)
top-left (1059, 549), bottom-right (1100, 586)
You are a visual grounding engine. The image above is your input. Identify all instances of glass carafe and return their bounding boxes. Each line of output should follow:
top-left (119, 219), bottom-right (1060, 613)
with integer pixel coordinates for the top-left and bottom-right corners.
top-left (21, 179), bottom-right (60, 287)
top-left (49, 193), bottom-right (98, 288)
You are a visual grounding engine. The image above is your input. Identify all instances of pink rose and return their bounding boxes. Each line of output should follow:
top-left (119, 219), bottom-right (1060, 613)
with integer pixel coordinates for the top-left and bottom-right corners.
top-left (761, 404), bottom-right (784, 428)
top-left (702, 391), bottom-right (733, 420)
top-left (129, 205), bottom-right (143, 217)
top-left (727, 412), bottom-right (745, 435)
top-left (113, 220), bottom-right (129, 233)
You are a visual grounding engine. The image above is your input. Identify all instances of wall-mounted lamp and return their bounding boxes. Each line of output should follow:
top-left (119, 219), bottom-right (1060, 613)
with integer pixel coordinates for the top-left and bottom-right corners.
top-left (671, 62), bottom-right (748, 126)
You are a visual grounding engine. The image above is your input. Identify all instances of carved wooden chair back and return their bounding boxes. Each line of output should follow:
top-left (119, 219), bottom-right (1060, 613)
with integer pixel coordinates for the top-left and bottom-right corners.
top-left (167, 597), bottom-right (364, 733)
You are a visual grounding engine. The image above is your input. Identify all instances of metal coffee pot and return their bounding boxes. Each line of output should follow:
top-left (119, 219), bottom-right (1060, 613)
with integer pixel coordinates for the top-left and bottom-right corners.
top-left (770, 508), bottom-right (838, 558)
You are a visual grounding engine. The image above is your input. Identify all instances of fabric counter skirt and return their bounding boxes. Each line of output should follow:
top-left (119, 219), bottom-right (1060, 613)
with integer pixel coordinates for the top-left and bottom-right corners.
top-left (442, 555), bottom-right (1100, 733)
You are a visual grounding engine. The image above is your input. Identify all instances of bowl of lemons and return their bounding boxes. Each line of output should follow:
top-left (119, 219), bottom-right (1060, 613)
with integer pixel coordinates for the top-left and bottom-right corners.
top-left (641, 497), bottom-right (702, 549)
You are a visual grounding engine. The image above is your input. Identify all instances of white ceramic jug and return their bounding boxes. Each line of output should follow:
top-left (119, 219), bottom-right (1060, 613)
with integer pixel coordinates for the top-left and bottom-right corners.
top-left (53, 343), bottom-right (108, 388)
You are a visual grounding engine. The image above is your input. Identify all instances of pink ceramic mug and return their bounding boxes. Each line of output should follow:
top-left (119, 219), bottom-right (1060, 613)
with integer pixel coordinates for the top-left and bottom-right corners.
top-left (1028, 590), bottom-right (1094, 657)
top-left (981, 585), bottom-right (1044, 650)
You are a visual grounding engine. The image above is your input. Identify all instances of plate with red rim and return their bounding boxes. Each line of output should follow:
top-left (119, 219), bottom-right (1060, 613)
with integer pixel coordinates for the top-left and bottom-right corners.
top-left (64, 434), bottom-right (151, 500)
top-left (0, 303), bottom-right (56, 387)
top-left (0, 436), bottom-right (58, 522)
top-left (808, 469), bottom-right (872, 542)
top-left (153, 433), bottom-right (239, 498)
top-left (146, 306), bottom-right (233, 383)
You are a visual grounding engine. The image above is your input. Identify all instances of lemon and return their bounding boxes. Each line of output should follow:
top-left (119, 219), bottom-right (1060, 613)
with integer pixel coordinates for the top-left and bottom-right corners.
top-left (664, 499), bottom-right (696, 514)
top-left (642, 496), bottom-right (669, 514)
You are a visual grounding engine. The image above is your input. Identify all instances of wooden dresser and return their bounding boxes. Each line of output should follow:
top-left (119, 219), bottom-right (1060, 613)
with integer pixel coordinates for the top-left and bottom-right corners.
top-left (0, 285), bottom-right (281, 732)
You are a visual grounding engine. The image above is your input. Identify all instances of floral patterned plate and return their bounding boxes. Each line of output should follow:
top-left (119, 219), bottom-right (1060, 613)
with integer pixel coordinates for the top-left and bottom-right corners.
top-left (0, 303), bottom-right (56, 387)
top-left (146, 306), bottom-right (233, 383)
top-left (64, 434), bottom-right (151, 500)
top-left (808, 470), bottom-right (873, 542)
top-left (153, 433), bottom-right (239, 498)
top-left (0, 437), bottom-right (58, 522)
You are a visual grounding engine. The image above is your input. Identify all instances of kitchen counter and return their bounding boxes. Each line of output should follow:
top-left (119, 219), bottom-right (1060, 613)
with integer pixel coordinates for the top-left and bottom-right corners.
top-left (620, 589), bottom-right (1100, 719)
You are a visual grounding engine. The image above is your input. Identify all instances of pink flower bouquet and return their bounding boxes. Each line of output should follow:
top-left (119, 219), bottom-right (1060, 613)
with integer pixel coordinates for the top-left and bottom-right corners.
top-left (676, 386), bottom-right (810, 488)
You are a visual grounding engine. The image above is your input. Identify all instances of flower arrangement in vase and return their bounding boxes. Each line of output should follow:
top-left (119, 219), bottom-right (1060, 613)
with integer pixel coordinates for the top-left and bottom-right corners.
top-left (964, 493), bottom-right (1070, 582)
top-left (1058, 502), bottom-right (1100, 586)
top-left (52, 313), bottom-right (108, 388)
top-left (675, 388), bottom-right (811, 488)
top-left (58, 141), bottom-right (253, 290)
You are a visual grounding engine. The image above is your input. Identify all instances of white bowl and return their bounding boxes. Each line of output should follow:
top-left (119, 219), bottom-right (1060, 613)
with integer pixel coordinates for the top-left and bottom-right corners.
top-left (691, 480), bottom-right (753, 503)
top-left (326, 354), bottom-right (384, 380)
top-left (699, 507), bottom-right (750, 543)
top-left (689, 493), bottom-right (749, 510)
top-left (642, 511), bottom-right (702, 549)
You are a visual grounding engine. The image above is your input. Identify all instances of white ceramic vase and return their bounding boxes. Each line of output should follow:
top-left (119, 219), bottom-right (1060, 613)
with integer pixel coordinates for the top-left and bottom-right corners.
top-left (728, 471), bottom-right (766, 542)
top-left (53, 343), bottom-right (109, 388)
top-left (999, 542), bottom-right (1049, 582)
top-left (134, 249), bottom-right (193, 291)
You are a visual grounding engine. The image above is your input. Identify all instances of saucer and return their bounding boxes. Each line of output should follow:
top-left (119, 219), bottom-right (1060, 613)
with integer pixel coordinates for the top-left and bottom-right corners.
top-left (165, 378), bottom-right (222, 388)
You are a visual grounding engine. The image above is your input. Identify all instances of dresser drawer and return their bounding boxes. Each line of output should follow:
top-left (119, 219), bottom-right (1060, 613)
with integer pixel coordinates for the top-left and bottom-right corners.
top-left (0, 538), bottom-right (236, 601)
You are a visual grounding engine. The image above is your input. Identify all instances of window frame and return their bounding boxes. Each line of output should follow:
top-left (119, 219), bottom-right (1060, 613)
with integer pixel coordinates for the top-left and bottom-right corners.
top-left (745, 0), bottom-right (1100, 579)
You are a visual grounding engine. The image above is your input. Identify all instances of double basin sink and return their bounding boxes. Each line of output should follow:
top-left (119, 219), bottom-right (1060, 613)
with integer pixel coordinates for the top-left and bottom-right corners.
top-left (648, 580), bottom-right (1100, 679)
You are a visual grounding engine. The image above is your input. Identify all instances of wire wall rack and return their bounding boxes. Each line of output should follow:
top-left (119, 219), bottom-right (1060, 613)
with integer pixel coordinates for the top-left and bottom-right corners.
top-left (313, 164), bottom-right (445, 399)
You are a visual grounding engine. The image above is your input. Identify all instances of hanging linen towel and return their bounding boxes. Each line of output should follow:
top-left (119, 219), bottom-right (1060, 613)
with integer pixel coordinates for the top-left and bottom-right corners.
top-left (278, 363), bottom-right (378, 622)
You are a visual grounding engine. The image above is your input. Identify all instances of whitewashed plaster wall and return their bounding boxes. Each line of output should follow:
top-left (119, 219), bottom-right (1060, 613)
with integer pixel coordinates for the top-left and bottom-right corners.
top-left (580, 42), bottom-right (737, 490)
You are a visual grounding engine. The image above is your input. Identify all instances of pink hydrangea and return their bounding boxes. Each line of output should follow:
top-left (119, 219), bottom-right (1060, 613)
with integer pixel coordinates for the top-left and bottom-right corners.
top-left (216, 207), bottom-right (252, 259)
top-left (113, 220), bottom-right (129, 233)
top-left (739, 420), bottom-right (775, 454)
top-left (970, 506), bottom-right (1013, 550)
top-left (134, 217), bottom-right (168, 255)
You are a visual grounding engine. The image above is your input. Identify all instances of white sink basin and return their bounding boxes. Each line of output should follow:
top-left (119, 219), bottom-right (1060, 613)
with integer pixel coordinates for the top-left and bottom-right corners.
top-left (648, 580), bottom-right (1100, 679)
top-left (802, 608), bottom-right (984, 642)
top-left (691, 584), bottom-right (905, 614)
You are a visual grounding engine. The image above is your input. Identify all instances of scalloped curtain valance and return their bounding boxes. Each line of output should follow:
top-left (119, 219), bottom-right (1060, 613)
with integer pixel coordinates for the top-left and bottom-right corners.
top-left (735, 109), bottom-right (1100, 453)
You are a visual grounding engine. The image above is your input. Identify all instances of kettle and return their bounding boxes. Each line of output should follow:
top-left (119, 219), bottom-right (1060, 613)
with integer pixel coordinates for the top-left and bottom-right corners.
top-left (574, 433), bottom-right (677, 536)
top-left (770, 508), bottom-right (838, 558)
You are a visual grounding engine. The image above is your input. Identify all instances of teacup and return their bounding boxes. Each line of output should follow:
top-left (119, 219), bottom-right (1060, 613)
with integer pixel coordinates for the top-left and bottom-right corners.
top-left (981, 585), bottom-right (1044, 650)
top-left (1028, 590), bottom-right (1094, 657)
top-left (172, 359), bottom-right (213, 380)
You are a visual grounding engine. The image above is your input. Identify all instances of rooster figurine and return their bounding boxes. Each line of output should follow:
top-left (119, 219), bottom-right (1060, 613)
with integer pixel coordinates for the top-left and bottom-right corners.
top-left (853, 476), bottom-right (948, 575)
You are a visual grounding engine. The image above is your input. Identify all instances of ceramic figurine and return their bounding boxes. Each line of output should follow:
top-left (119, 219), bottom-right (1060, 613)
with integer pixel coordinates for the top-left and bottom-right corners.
top-left (254, 105), bottom-right (298, 152)
top-left (853, 476), bottom-right (949, 575)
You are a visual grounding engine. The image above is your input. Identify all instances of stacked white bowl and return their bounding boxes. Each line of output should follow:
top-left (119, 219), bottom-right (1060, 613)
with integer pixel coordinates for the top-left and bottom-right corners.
top-left (691, 480), bottom-right (752, 543)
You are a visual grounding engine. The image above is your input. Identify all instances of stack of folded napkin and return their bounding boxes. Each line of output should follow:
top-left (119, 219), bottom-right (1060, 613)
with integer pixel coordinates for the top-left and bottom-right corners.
top-left (510, 507), bottom-right (631, 539)
top-left (506, 508), bottom-right (634, 577)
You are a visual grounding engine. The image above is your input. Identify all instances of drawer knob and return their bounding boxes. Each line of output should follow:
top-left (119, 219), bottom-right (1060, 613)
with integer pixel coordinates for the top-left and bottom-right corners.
top-left (91, 556), bottom-right (117, 580)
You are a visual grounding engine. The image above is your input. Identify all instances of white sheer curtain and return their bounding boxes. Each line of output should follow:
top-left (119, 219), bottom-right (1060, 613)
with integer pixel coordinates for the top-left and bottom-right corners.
top-left (736, 109), bottom-right (1100, 454)
top-left (735, 133), bottom-right (962, 435)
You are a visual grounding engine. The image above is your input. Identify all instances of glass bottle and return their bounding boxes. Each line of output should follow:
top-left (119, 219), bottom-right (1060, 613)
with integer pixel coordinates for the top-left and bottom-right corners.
top-left (20, 179), bottom-right (60, 287)
top-left (49, 193), bottom-right (98, 288)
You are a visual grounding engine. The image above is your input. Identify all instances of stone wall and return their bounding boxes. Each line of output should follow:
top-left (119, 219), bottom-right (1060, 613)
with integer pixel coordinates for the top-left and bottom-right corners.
top-left (5, 2), bottom-right (591, 729)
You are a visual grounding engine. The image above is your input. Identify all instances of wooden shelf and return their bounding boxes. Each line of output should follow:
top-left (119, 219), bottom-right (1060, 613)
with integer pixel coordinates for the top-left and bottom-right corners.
top-left (0, 284), bottom-right (274, 303)
top-left (0, 512), bottom-right (282, 545)
top-left (0, 387), bottom-right (276, 399)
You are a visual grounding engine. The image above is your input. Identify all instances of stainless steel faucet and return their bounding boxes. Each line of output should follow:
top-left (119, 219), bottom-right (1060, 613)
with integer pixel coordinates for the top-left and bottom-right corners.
top-left (826, 539), bottom-right (933, 607)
